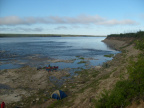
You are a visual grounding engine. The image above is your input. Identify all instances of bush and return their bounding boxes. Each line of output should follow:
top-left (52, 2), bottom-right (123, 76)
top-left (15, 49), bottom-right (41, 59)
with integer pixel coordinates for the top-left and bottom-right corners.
top-left (135, 38), bottom-right (144, 50)
top-left (96, 54), bottom-right (144, 108)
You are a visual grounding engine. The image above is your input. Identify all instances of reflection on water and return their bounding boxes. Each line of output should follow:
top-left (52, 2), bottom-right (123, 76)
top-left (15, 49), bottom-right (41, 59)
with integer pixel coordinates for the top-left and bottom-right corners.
top-left (0, 37), bottom-right (119, 70)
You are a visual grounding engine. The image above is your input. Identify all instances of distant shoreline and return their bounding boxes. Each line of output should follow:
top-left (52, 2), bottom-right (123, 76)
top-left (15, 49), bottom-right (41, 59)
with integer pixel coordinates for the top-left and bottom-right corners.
top-left (0, 34), bottom-right (106, 37)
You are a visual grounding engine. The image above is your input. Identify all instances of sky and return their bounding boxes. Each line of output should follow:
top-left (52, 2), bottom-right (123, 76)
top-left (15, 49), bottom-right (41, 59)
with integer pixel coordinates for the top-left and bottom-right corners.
top-left (0, 0), bottom-right (144, 35)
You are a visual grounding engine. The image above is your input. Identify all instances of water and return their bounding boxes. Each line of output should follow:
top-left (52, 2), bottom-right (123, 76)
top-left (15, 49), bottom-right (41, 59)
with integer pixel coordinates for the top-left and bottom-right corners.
top-left (0, 36), bottom-right (119, 70)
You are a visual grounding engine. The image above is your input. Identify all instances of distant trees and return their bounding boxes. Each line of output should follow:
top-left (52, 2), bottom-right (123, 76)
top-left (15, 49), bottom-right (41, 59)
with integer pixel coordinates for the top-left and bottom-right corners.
top-left (107, 31), bottom-right (144, 38)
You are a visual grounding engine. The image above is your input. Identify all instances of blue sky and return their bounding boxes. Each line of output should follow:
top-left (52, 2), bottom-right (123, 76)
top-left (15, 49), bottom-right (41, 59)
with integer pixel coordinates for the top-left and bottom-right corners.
top-left (0, 0), bottom-right (144, 35)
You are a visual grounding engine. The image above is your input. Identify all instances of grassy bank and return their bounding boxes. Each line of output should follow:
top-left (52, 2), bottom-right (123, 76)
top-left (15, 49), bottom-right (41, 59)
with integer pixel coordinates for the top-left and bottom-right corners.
top-left (95, 31), bottom-right (144, 108)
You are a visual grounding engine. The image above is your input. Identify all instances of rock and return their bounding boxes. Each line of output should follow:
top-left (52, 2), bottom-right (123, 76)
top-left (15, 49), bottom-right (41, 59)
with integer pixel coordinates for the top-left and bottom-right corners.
top-left (32, 100), bottom-right (35, 104)
top-left (36, 98), bottom-right (39, 101)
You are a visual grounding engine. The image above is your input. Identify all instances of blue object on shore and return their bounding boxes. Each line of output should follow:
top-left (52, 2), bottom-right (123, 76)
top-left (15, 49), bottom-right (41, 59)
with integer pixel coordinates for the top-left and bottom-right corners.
top-left (51, 90), bottom-right (67, 100)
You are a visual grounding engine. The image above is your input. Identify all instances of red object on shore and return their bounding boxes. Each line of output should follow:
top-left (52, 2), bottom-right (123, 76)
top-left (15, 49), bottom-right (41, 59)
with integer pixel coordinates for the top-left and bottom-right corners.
top-left (46, 66), bottom-right (59, 72)
top-left (1, 102), bottom-right (5, 108)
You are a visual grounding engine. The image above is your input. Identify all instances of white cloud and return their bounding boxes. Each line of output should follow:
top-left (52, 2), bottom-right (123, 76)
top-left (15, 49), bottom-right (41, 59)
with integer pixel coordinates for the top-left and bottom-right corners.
top-left (98, 19), bottom-right (138, 25)
top-left (54, 26), bottom-right (68, 30)
top-left (0, 27), bottom-right (43, 32)
top-left (0, 15), bottom-right (137, 26)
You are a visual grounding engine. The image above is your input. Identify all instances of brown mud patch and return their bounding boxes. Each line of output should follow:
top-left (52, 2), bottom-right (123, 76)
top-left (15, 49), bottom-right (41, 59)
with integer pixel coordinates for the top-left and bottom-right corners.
top-left (0, 66), bottom-right (70, 105)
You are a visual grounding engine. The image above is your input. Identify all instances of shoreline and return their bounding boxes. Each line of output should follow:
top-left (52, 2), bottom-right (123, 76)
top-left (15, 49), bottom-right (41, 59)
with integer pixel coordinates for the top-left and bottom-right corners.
top-left (0, 37), bottom-right (139, 107)
top-left (0, 34), bottom-right (106, 37)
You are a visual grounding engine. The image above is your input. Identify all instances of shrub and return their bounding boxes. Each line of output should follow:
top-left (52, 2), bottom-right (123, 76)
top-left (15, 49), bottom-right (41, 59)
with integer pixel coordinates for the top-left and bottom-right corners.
top-left (95, 54), bottom-right (144, 108)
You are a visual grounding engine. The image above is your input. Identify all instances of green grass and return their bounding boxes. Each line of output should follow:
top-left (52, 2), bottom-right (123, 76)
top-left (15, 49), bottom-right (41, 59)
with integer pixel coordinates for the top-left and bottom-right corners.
top-left (77, 60), bottom-right (87, 64)
top-left (79, 57), bottom-right (84, 60)
top-left (104, 54), bottom-right (114, 58)
top-left (135, 38), bottom-right (144, 51)
top-left (75, 56), bottom-right (85, 60)
top-left (47, 97), bottom-right (75, 108)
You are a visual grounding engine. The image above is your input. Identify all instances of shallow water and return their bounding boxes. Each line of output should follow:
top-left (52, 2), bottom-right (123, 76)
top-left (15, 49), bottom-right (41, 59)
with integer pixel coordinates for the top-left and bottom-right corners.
top-left (0, 36), bottom-right (119, 70)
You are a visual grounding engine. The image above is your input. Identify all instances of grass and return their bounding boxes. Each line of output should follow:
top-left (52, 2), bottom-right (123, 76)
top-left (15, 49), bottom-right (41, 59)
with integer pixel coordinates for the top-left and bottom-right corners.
top-left (77, 60), bottom-right (87, 64)
top-left (104, 54), bottom-right (114, 58)
top-left (95, 37), bottom-right (144, 108)
top-left (79, 57), bottom-right (84, 60)
top-left (47, 97), bottom-right (75, 108)
top-left (102, 62), bottom-right (110, 68)
top-left (96, 56), bottom-right (144, 107)
top-left (75, 56), bottom-right (85, 60)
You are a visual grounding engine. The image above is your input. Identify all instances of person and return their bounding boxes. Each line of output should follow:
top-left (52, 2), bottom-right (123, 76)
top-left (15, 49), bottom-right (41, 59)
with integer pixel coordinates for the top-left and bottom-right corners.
top-left (46, 64), bottom-right (51, 72)
top-left (1, 102), bottom-right (5, 108)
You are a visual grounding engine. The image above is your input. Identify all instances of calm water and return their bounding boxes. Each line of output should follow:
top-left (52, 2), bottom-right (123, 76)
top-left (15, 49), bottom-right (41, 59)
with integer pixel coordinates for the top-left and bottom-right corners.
top-left (0, 37), bottom-right (119, 70)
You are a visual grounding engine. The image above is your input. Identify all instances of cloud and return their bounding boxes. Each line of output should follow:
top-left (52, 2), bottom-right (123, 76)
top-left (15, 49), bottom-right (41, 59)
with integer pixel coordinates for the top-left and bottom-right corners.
top-left (55, 26), bottom-right (68, 30)
top-left (0, 15), bottom-right (137, 26)
top-left (98, 19), bottom-right (137, 25)
top-left (140, 14), bottom-right (144, 19)
top-left (0, 27), bottom-right (43, 32)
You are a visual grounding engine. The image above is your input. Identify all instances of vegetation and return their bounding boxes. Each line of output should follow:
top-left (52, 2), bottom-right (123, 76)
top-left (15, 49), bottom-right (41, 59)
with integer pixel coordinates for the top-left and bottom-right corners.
top-left (108, 31), bottom-right (144, 38)
top-left (104, 54), bottom-right (114, 58)
top-left (135, 38), bottom-right (144, 51)
top-left (77, 60), bottom-right (87, 64)
top-left (95, 31), bottom-right (144, 108)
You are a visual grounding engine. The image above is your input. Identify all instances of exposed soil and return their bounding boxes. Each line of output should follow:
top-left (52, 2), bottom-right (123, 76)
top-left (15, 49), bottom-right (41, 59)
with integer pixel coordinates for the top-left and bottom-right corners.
top-left (0, 67), bottom-right (69, 104)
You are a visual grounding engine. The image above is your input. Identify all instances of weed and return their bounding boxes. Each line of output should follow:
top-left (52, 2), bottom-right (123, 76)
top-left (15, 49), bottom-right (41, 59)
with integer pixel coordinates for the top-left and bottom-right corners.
top-left (95, 53), bottom-right (144, 108)
top-left (77, 60), bottom-right (87, 64)
top-left (104, 54), bottom-right (114, 58)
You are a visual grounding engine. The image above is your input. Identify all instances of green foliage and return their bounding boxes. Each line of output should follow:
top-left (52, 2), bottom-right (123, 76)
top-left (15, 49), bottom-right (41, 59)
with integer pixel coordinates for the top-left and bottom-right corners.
top-left (77, 60), bottom-right (87, 64)
top-left (107, 31), bottom-right (144, 38)
top-left (104, 54), bottom-right (114, 58)
top-left (79, 57), bottom-right (85, 60)
top-left (95, 54), bottom-right (144, 108)
top-left (128, 55), bottom-right (144, 93)
top-left (135, 38), bottom-right (144, 50)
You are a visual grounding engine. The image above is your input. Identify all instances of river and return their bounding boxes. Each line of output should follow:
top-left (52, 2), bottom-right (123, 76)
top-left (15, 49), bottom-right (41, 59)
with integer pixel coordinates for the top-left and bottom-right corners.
top-left (0, 36), bottom-right (119, 70)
